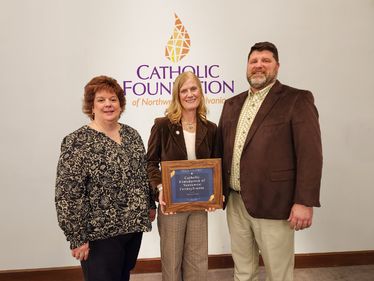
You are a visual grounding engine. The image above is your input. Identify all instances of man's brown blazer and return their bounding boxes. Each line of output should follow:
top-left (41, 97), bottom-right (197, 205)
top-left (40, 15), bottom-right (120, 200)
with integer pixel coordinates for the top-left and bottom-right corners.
top-left (216, 80), bottom-right (322, 219)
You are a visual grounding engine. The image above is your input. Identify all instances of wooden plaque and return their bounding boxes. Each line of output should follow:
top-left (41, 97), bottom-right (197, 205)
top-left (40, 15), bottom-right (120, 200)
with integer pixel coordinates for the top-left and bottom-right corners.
top-left (161, 158), bottom-right (223, 212)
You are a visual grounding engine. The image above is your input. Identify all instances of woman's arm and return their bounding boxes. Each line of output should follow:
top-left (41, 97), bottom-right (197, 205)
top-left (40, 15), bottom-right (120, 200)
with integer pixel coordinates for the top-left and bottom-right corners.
top-left (55, 136), bottom-right (89, 249)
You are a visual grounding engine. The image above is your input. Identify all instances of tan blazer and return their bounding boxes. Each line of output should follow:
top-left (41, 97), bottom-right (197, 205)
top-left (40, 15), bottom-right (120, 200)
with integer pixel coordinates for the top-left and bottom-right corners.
top-left (147, 117), bottom-right (217, 191)
top-left (217, 80), bottom-right (323, 219)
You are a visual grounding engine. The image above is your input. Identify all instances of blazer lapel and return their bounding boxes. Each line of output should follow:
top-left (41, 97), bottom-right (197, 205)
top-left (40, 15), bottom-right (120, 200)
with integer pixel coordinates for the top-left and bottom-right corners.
top-left (168, 122), bottom-right (187, 157)
top-left (243, 81), bottom-right (283, 149)
top-left (195, 118), bottom-right (207, 156)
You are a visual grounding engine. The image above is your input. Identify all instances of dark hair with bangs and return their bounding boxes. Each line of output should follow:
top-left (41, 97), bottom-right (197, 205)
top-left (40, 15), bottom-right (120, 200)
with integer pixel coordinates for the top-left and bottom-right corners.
top-left (82, 75), bottom-right (126, 120)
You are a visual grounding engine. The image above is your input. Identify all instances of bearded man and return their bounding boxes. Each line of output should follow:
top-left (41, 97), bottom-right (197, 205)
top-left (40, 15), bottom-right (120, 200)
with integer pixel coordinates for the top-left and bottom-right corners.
top-left (216, 41), bottom-right (323, 281)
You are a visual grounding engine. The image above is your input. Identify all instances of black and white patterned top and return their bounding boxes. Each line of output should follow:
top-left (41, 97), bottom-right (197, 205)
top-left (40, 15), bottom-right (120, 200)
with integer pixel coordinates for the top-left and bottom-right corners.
top-left (55, 124), bottom-right (154, 249)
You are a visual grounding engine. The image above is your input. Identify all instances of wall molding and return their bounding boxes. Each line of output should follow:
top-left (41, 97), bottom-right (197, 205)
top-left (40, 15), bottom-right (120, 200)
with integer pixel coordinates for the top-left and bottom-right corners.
top-left (1, 251), bottom-right (373, 281)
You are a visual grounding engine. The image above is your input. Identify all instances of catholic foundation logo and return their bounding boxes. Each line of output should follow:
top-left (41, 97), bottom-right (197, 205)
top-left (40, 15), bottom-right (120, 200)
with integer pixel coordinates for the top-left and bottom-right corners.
top-left (124, 13), bottom-right (235, 108)
top-left (165, 14), bottom-right (191, 63)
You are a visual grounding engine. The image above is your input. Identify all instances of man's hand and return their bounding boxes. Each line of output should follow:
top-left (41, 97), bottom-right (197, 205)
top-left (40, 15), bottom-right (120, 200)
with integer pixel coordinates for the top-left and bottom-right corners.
top-left (287, 204), bottom-right (313, 230)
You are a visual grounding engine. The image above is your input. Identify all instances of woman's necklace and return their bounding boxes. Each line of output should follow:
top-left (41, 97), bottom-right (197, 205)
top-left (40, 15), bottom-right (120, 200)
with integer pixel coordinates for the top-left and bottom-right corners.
top-left (182, 120), bottom-right (196, 131)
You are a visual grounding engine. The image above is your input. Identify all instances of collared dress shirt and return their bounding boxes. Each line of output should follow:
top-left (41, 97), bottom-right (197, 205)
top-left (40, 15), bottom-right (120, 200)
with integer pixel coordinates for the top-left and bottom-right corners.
top-left (230, 83), bottom-right (274, 191)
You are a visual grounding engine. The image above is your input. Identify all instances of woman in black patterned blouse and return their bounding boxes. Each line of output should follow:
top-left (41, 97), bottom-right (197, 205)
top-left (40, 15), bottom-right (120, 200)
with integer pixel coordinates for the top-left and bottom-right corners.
top-left (55, 75), bottom-right (156, 281)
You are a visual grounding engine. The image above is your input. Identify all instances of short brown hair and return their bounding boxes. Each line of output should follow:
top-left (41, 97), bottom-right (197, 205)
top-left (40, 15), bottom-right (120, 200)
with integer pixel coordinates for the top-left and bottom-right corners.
top-left (166, 71), bottom-right (207, 124)
top-left (82, 75), bottom-right (126, 120)
top-left (248, 41), bottom-right (279, 63)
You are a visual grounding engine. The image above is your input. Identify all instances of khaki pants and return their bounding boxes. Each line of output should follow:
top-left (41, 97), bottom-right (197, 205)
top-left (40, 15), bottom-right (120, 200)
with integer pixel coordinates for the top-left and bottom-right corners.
top-left (157, 208), bottom-right (208, 281)
top-left (227, 191), bottom-right (294, 281)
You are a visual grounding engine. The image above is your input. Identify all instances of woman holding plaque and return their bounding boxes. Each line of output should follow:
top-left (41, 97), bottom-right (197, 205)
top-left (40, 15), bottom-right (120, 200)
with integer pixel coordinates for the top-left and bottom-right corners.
top-left (147, 71), bottom-right (217, 281)
top-left (55, 75), bottom-right (156, 281)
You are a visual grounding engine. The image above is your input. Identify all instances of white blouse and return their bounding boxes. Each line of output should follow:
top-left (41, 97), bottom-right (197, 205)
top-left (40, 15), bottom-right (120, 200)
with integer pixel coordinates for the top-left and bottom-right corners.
top-left (183, 130), bottom-right (196, 160)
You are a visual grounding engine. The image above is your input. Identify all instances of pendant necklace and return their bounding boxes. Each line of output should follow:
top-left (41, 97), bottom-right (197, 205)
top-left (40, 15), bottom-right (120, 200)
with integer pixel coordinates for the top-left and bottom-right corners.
top-left (182, 120), bottom-right (196, 131)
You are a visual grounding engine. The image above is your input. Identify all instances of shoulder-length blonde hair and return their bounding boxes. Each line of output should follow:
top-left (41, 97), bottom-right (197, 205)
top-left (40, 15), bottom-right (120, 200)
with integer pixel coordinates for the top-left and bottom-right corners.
top-left (165, 71), bottom-right (207, 124)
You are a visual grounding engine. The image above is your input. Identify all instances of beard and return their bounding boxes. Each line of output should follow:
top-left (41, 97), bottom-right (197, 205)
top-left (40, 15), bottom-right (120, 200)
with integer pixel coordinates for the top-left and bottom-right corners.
top-left (247, 71), bottom-right (277, 90)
